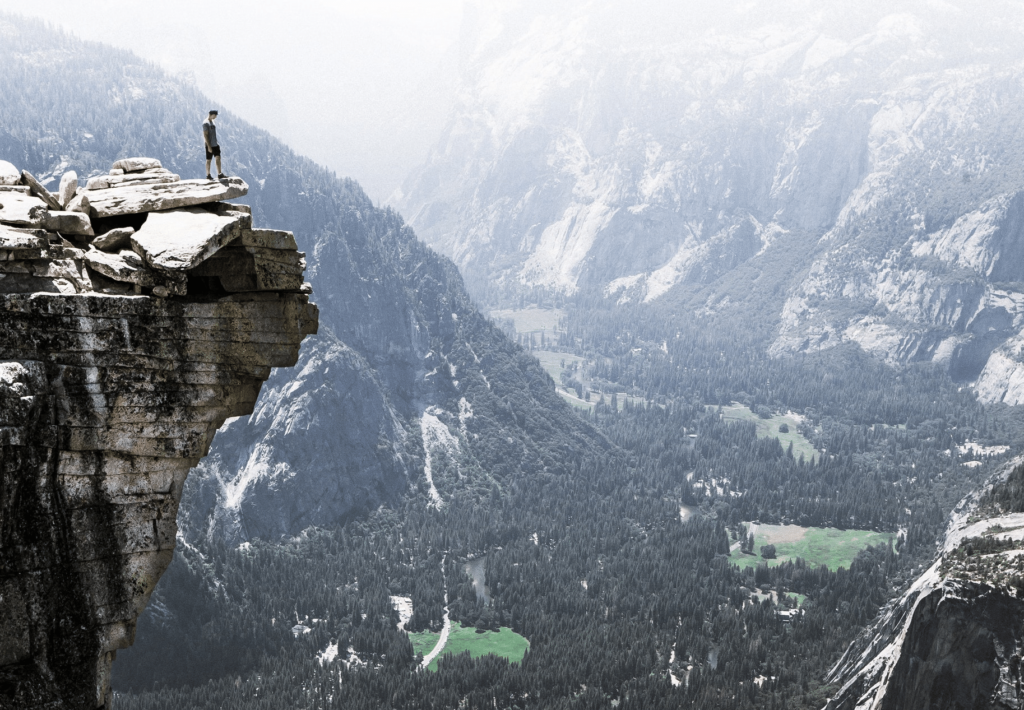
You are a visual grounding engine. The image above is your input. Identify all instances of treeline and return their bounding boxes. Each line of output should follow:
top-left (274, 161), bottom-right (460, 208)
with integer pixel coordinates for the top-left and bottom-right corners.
top-left (588, 402), bottom-right (978, 540)
top-left (560, 296), bottom-right (990, 429)
top-left (114, 374), bottom-right (993, 709)
top-left (981, 461), bottom-right (1024, 513)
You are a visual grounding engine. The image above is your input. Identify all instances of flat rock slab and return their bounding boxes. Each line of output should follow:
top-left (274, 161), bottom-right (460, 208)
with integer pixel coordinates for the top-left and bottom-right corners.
top-left (83, 249), bottom-right (186, 294)
top-left (42, 211), bottom-right (94, 237)
top-left (131, 207), bottom-right (247, 271)
top-left (93, 227), bottom-right (134, 252)
top-left (85, 174), bottom-right (179, 191)
top-left (203, 202), bottom-right (251, 217)
top-left (112, 157), bottom-right (161, 173)
top-left (0, 225), bottom-right (48, 251)
top-left (0, 192), bottom-right (49, 227)
top-left (84, 249), bottom-right (154, 286)
top-left (86, 178), bottom-right (247, 219)
top-left (239, 229), bottom-right (298, 251)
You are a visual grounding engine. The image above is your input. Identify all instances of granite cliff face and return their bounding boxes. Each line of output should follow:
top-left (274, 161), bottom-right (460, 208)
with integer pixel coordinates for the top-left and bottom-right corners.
top-left (825, 462), bottom-right (1024, 710)
top-left (396, 0), bottom-right (1024, 403)
top-left (0, 12), bottom-right (601, 557)
top-left (0, 159), bottom-right (317, 709)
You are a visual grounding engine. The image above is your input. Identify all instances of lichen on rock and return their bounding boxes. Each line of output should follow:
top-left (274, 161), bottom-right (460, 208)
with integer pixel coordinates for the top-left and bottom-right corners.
top-left (0, 158), bottom-right (317, 709)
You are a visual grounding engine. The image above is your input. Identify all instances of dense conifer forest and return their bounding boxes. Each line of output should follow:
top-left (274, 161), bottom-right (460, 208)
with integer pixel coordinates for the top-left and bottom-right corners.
top-left (0, 13), bottom-right (1017, 710)
top-left (114, 328), bottom-right (1007, 709)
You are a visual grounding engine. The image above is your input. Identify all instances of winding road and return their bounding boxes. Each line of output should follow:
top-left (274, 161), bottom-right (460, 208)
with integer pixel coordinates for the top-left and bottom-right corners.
top-left (421, 554), bottom-right (451, 669)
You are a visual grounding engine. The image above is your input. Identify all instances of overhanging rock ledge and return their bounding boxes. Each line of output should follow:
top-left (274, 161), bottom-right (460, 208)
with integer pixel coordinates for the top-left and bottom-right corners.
top-left (0, 159), bottom-right (318, 709)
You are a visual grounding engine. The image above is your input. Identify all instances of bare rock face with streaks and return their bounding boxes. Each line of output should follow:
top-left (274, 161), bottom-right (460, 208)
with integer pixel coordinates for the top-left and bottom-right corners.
top-left (824, 461), bottom-right (1024, 710)
top-left (0, 158), bottom-right (318, 709)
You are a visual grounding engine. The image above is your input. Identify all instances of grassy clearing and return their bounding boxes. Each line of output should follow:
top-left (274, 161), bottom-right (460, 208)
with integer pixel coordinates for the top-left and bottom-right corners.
top-left (408, 630), bottom-right (441, 658)
top-left (490, 308), bottom-right (564, 334)
top-left (414, 624), bottom-right (529, 671)
top-left (492, 311), bottom-right (649, 412)
top-left (532, 350), bottom-right (584, 383)
top-left (733, 523), bottom-right (893, 571)
top-left (557, 389), bottom-right (595, 411)
top-left (751, 589), bottom-right (807, 607)
top-left (530, 350), bottom-right (596, 411)
top-left (720, 404), bottom-right (818, 462)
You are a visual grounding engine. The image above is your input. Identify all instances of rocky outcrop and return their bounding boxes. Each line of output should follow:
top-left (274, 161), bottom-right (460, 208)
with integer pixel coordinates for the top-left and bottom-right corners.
top-left (826, 574), bottom-right (1024, 709)
top-left (825, 463), bottom-right (1024, 710)
top-left (0, 159), bottom-right (317, 709)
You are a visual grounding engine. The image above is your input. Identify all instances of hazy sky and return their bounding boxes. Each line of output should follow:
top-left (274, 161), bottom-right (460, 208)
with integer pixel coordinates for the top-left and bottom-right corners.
top-left (2, 0), bottom-right (465, 201)
top-left (8, 0), bottom-right (1018, 203)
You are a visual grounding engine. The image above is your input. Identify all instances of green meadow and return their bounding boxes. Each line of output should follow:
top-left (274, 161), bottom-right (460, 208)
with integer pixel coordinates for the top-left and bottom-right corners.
top-left (734, 524), bottom-right (893, 571)
top-left (720, 404), bottom-right (818, 463)
top-left (409, 630), bottom-right (441, 658)
top-left (409, 624), bottom-right (530, 672)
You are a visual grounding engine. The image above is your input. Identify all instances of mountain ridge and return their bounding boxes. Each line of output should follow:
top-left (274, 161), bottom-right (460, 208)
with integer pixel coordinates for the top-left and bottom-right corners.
top-left (0, 13), bottom-right (606, 548)
top-left (396, 0), bottom-right (1024, 406)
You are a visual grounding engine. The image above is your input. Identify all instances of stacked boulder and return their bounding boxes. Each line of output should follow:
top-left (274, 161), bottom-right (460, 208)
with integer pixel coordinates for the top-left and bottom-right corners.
top-left (0, 157), bottom-right (307, 299)
top-left (0, 158), bottom-right (317, 709)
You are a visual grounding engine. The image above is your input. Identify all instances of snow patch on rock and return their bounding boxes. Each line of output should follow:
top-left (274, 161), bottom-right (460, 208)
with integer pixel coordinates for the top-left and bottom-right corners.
top-left (390, 595), bottom-right (414, 631)
top-left (420, 407), bottom-right (461, 508)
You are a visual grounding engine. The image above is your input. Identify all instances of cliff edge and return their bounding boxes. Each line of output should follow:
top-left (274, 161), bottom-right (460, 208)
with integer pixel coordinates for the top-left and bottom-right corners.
top-left (824, 459), bottom-right (1024, 710)
top-left (0, 158), bottom-right (318, 709)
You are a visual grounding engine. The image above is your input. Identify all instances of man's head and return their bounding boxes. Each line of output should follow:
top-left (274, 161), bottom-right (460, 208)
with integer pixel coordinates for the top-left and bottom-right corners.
top-left (208, 110), bottom-right (218, 121)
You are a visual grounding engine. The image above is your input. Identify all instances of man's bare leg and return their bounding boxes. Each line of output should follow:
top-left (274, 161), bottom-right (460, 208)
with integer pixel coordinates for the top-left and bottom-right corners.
top-left (215, 155), bottom-right (223, 176)
top-left (206, 158), bottom-right (212, 177)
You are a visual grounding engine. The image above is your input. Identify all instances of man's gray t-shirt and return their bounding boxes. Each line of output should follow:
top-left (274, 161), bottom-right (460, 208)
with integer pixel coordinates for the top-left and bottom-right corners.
top-left (203, 119), bottom-right (218, 147)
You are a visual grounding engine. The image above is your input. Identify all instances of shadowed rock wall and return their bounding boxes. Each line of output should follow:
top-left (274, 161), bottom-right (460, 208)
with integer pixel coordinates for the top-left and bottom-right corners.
top-left (827, 580), bottom-right (1024, 710)
top-left (0, 159), bottom-right (317, 709)
top-left (825, 473), bottom-right (1024, 710)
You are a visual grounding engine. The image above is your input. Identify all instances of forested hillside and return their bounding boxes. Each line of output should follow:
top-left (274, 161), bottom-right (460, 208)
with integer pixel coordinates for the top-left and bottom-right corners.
top-left (3, 12), bottom-right (1021, 710)
top-left (0, 12), bottom-right (600, 542)
top-left (114, 390), bottom-right (1002, 709)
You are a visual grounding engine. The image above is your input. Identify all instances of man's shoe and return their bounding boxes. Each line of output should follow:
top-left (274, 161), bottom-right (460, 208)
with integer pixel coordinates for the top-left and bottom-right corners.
top-left (217, 173), bottom-right (228, 179)
top-left (206, 174), bottom-right (213, 180)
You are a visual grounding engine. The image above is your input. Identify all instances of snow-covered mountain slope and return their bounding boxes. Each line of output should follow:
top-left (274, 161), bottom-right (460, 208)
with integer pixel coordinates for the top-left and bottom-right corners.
top-left (397, 0), bottom-right (1024, 403)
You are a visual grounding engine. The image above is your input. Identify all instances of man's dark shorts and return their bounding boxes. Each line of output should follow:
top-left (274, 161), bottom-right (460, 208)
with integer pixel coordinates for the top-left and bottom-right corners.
top-left (205, 145), bottom-right (221, 160)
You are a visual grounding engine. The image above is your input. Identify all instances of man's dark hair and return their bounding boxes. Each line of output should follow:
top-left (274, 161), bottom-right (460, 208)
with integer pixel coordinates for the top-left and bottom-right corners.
top-left (209, 110), bottom-right (219, 116)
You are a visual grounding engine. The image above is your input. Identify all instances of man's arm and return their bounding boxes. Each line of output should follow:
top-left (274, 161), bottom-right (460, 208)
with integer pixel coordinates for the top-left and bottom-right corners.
top-left (202, 124), bottom-right (212, 150)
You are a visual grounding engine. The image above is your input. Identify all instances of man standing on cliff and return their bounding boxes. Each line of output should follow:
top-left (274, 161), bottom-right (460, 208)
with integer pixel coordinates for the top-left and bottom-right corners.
top-left (203, 110), bottom-right (226, 180)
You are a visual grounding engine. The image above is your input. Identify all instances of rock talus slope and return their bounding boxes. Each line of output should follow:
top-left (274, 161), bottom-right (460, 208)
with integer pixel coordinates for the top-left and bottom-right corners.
top-left (0, 160), bottom-right (317, 709)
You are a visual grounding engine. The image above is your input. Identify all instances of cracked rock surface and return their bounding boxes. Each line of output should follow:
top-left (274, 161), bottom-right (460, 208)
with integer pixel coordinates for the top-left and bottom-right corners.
top-left (0, 158), bottom-right (318, 709)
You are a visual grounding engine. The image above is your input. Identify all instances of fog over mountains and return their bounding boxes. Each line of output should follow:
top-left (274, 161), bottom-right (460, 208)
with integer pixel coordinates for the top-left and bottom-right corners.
top-left (398, 0), bottom-right (1024, 404)
top-left (6, 0), bottom-right (463, 202)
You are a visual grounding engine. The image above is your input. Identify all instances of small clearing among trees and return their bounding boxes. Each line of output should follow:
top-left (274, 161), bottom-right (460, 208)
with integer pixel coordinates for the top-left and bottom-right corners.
top-left (721, 403), bottom-right (818, 462)
top-left (734, 524), bottom-right (893, 571)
